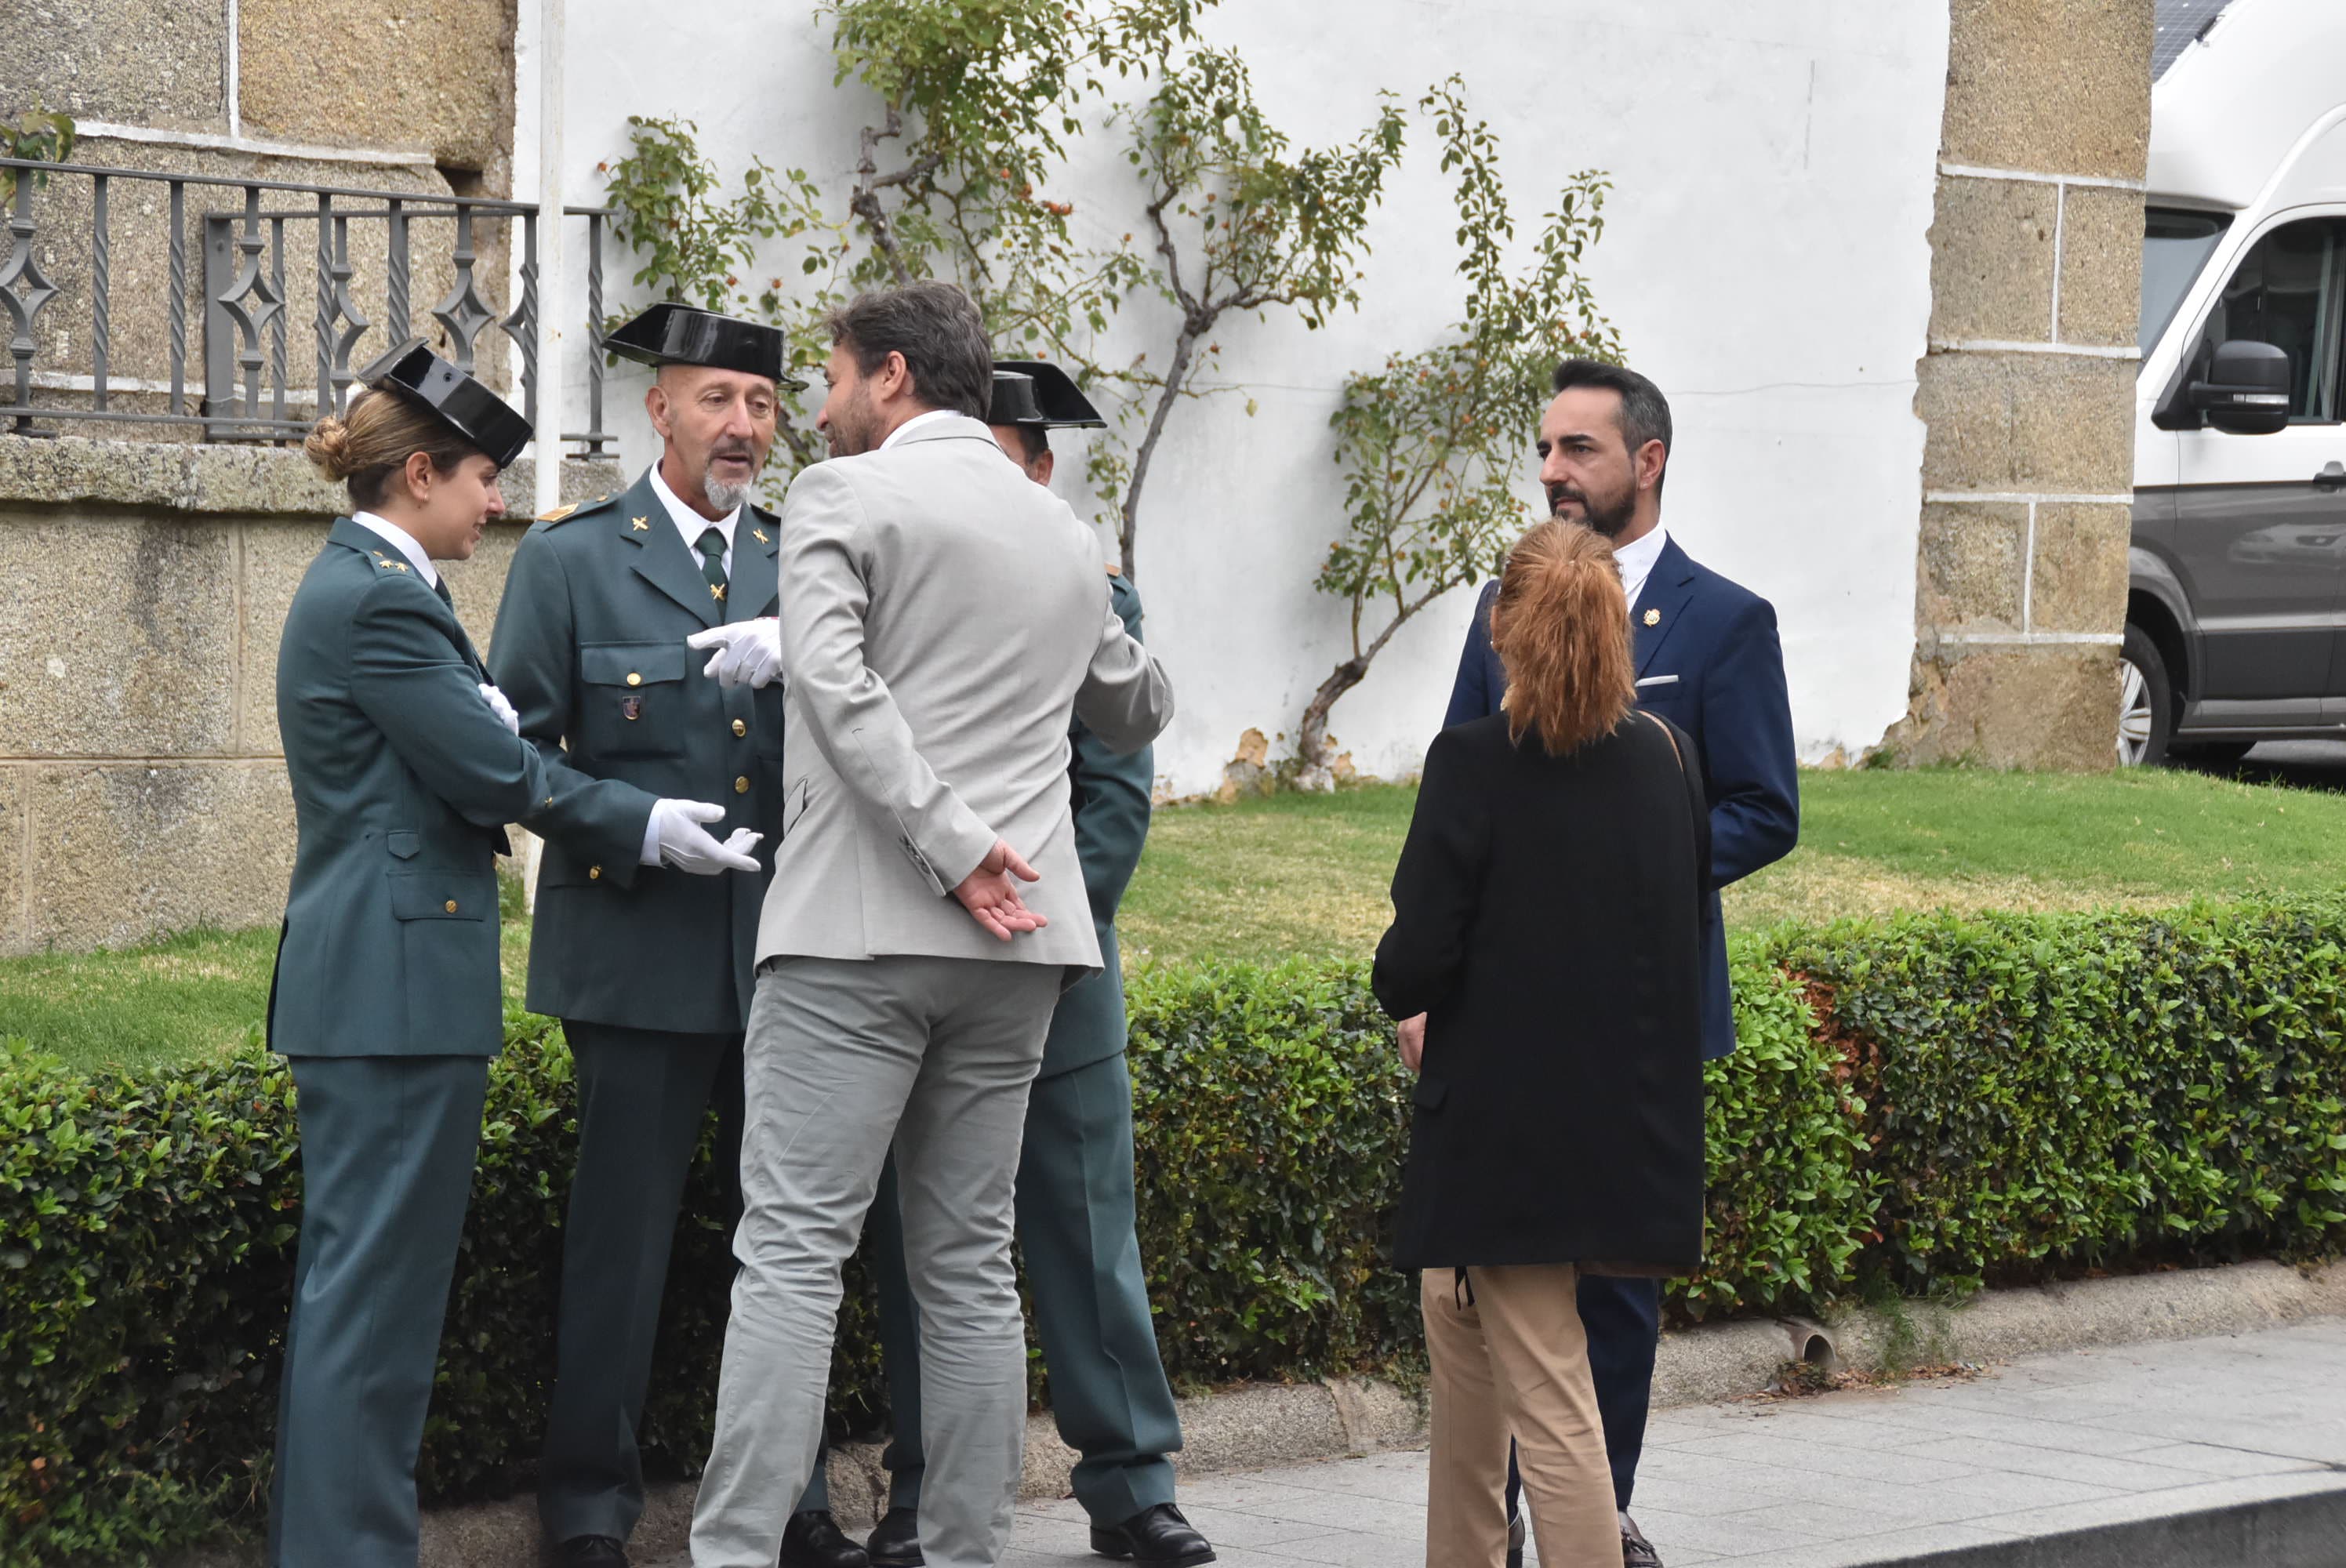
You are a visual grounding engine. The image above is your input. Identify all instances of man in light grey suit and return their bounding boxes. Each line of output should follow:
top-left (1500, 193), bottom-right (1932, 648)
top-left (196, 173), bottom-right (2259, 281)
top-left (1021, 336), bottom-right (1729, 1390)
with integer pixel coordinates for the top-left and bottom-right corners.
top-left (682, 281), bottom-right (1175, 1568)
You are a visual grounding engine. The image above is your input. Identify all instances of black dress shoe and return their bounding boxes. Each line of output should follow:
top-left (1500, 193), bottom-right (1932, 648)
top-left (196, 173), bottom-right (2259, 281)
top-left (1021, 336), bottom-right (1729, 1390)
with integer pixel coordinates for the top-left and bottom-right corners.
top-left (1621, 1512), bottom-right (1665, 1568)
top-left (779, 1509), bottom-right (870, 1568)
top-left (548, 1536), bottom-right (629, 1567)
top-left (866, 1506), bottom-right (924, 1566)
top-left (1089, 1503), bottom-right (1216, 1566)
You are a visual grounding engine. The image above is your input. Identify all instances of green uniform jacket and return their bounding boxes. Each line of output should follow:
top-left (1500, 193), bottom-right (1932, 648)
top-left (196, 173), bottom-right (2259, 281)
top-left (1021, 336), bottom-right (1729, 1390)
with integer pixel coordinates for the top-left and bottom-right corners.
top-left (1039, 571), bottom-right (1155, 1080)
top-left (488, 470), bottom-right (786, 1034)
top-left (267, 518), bottom-right (548, 1058)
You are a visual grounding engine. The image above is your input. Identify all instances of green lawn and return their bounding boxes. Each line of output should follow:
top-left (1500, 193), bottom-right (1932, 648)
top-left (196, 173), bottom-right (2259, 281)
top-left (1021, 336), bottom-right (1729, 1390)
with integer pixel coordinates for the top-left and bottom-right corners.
top-left (13, 766), bottom-right (2346, 1074)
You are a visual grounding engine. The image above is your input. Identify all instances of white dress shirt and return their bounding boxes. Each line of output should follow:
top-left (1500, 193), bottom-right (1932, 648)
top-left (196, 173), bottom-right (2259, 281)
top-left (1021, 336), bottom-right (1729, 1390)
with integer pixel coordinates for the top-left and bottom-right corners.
top-left (350, 510), bottom-right (440, 590)
top-left (1615, 521), bottom-right (1670, 614)
top-left (649, 461), bottom-right (739, 577)
top-left (878, 408), bottom-right (960, 451)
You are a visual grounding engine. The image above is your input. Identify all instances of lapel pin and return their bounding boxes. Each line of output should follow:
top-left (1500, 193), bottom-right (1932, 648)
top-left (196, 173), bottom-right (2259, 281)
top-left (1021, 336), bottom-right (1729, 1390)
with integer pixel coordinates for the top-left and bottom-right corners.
top-left (630, 516), bottom-right (650, 532)
top-left (1643, 608), bottom-right (1661, 627)
top-left (753, 529), bottom-right (770, 544)
top-left (710, 583), bottom-right (728, 602)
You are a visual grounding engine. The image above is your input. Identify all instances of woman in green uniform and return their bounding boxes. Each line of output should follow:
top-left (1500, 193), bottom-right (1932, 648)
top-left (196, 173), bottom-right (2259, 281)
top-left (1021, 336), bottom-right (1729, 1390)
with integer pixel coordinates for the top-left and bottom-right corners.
top-left (267, 339), bottom-right (546, 1568)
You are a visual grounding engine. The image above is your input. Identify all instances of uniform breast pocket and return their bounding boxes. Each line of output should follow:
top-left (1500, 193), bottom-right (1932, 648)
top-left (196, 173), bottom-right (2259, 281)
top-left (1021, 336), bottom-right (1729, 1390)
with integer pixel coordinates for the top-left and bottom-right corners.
top-left (579, 642), bottom-right (689, 760)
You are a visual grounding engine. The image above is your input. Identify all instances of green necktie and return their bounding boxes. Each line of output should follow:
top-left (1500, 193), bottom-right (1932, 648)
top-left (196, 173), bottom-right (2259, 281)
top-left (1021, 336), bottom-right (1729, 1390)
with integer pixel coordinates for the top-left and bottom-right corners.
top-left (696, 526), bottom-right (729, 607)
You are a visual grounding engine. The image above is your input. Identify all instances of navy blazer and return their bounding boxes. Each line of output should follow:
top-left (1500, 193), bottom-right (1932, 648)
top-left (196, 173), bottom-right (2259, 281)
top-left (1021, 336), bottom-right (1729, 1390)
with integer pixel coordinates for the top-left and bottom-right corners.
top-left (1440, 534), bottom-right (1799, 1058)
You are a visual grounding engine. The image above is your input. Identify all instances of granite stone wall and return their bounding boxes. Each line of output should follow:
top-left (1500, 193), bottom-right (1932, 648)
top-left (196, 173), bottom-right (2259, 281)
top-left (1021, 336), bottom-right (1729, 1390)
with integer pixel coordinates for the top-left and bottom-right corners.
top-left (0, 439), bottom-right (618, 954)
top-left (1883, 0), bottom-right (2154, 768)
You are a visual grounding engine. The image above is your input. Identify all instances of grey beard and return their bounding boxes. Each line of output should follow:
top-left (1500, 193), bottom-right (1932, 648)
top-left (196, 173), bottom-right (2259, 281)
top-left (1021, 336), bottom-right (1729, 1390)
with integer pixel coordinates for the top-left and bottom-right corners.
top-left (703, 473), bottom-right (750, 514)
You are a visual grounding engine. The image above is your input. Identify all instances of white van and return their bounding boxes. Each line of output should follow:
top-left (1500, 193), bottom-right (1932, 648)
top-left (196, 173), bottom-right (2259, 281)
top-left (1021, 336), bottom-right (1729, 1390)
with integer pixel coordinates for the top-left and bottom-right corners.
top-left (2121, 0), bottom-right (2346, 764)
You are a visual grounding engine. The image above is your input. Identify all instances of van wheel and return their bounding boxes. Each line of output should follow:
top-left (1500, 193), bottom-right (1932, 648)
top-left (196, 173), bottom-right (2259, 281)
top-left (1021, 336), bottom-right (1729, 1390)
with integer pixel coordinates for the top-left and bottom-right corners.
top-left (2118, 625), bottom-right (2173, 768)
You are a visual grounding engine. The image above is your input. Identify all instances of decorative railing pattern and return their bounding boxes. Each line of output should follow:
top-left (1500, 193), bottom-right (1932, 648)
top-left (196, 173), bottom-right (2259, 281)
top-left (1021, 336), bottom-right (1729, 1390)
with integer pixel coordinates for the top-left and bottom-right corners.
top-left (0, 157), bottom-right (612, 454)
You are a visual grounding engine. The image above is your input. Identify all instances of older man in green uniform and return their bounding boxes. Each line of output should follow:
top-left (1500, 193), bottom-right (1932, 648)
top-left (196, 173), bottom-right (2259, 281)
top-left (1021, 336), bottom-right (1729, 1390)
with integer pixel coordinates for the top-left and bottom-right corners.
top-left (834, 365), bottom-right (1214, 1568)
top-left (270, 342), bottom-right (545, 1568)
top-left (488, 305), bottom-right (860, 1568)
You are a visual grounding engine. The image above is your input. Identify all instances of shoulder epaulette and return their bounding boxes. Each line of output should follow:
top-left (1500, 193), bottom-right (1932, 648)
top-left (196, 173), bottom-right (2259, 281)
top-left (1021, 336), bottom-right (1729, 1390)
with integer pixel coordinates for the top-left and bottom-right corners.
top-left (537, 492), bottom-right (614, 527)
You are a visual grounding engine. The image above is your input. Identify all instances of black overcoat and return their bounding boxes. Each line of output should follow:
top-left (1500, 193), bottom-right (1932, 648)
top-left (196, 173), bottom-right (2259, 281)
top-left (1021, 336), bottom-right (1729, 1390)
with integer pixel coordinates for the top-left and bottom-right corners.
top-left (1373, 710), bottom-right (1710, 1273)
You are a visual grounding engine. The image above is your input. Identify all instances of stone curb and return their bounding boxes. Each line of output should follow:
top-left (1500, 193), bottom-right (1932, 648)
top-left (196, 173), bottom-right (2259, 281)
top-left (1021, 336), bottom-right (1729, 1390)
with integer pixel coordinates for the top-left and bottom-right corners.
top-left (1880, 1475), bottom-right (2346, 1568)
top-left (168, 1258), bottom-right (2346, 1566)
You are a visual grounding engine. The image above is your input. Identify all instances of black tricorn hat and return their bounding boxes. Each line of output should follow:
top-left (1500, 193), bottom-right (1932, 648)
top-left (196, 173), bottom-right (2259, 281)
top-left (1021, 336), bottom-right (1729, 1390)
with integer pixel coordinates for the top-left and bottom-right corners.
top-left (991, 358), bottom-right (1105, 427)
top-left (355, 337), bottom-right (533, 470)
top-left (988, 372), bottom-right (1045, 426)
top-left (605, 302), bottom-right (804, 389)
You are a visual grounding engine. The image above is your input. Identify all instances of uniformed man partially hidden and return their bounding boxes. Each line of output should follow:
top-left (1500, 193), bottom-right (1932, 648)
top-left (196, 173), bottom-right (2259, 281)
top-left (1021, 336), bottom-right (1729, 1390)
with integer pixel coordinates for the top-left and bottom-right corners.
top-left (488, 303), bottom-right (834, 1568)
top-left (269, 340), bottom-right (546, 1568)
top-left (827, 365), bottom-right (1215, 1568)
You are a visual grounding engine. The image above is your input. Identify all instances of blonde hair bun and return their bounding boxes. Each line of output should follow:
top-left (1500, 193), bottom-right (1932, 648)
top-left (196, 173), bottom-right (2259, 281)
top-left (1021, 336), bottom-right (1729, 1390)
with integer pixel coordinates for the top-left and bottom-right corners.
top-left (303, 414), bottom-right (359, 481)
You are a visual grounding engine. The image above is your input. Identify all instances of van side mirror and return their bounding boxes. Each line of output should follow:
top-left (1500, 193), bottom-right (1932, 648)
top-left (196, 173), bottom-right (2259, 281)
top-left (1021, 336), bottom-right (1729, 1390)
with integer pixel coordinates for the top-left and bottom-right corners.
top-left (2189, 340), bottom-right (2292, 434)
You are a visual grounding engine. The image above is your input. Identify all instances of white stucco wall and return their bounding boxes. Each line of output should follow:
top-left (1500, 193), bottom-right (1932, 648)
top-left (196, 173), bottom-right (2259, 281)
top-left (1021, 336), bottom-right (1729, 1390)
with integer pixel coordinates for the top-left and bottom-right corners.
top-left (518, 2), bottom-right (1951, 794)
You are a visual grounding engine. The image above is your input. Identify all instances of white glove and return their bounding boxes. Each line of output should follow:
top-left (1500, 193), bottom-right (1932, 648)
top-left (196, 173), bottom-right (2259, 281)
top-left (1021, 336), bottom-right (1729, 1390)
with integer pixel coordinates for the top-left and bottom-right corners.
top-left (478, 682), bottom-right (521, 735)
top-left (687, 619), bottom-right (784, 689)
top-left (645, 799), bottom-right (764, 875)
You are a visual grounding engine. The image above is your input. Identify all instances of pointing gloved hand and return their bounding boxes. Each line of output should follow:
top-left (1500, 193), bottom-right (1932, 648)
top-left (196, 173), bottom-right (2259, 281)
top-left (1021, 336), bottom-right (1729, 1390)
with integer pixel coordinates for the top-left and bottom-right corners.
top-left (646, 798), bottom-right (764, 875)
top-left (478, 682), bottom-right (521, 735)
top-left (687, 619), bottom-right (784, 689)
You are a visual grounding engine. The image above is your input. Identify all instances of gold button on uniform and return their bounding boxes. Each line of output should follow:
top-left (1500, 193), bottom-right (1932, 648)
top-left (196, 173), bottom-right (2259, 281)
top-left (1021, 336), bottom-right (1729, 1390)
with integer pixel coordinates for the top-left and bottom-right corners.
top-left (735, 775), bottom-right (750, 794)
top-left (626, 672), bottom-right (643, 688)
top-left (444, 899), bottom-right (459, 913)
top-left (732, 719), bottom-right (747, 737)
top-left (589, 866), bottom-right (602, 880)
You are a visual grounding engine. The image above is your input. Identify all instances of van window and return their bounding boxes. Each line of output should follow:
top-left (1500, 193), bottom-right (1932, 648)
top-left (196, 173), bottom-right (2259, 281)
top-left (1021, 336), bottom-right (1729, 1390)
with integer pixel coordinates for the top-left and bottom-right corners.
top-left (2141, 209), bottom-right (2228, 354)
top-left (2195, 217), bottom-right (2346, 422)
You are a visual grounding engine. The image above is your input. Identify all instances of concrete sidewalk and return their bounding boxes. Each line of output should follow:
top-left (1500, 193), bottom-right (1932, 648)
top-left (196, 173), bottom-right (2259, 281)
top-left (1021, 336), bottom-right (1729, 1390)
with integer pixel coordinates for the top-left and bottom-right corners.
top-left (752, 1319), bottom-right (2346, 1568)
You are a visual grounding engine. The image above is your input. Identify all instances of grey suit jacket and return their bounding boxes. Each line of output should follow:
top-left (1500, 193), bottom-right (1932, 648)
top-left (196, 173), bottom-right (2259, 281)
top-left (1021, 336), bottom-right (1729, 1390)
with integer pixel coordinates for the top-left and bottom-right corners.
top-left (757, 414), bottom-right (1172, 974)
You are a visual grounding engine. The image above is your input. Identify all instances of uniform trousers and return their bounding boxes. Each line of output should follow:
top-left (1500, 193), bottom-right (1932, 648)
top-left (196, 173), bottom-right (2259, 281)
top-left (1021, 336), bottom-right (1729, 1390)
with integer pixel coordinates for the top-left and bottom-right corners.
top-left (691, 954), bottom-right (1063, 1568)
top-left (269, 1054), bottom-right (488, 1568)
top-left (539, 1022), bottom-right (746, 1544)
top-left (1422, 1267), bottom-right (1622, 1568)
top-left (1505, 1275), bottom-right (1661, 1520)
top-left (811, 1051), bottom-right (1182, 1528)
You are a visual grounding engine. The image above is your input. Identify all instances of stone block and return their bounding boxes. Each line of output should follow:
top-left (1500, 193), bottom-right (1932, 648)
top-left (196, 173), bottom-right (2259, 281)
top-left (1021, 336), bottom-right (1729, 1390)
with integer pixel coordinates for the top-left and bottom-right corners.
top-left (24, 760), bottom-right (296, 950)
top-left (1916, 350), bottom-right (2137, 495)
top-left (0, 768), bottom-right (24, 949)
top-left (1941, 0), bottom-right (2153, 180)
top-left (238, 0), bottom-right (516, 176)
top-left (0, 436), bottom-right (623, 518)
top-left (1918, 500), bottom-right (2028, 633)
top-left (1929, 176), bottom-right (2058, 343)
top-left (4, 0), bottom-right (227, 133)
top-left (1888, 644), bottom-right (2119, 771)
top-left (2059, 183), bottom-right (2150, 350)
top-left (0, 511), bottom-right (238, 758)
top-left (2031, 502), bottom-right (2131, 634)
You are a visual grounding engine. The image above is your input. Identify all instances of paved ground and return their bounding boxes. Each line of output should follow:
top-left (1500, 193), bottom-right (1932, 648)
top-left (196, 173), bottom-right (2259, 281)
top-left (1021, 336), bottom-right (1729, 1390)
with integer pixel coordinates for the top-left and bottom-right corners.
top-left (1004, 1319), bottom-right (2346, 1567)
top-left (646, 1319), bottom-right (2346, 1566)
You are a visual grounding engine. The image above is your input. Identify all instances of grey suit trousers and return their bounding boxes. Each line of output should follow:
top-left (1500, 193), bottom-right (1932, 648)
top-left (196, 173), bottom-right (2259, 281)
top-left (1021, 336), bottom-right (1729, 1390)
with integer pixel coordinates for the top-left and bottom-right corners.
top-left (690, 954), bottom-right (1064, 1568)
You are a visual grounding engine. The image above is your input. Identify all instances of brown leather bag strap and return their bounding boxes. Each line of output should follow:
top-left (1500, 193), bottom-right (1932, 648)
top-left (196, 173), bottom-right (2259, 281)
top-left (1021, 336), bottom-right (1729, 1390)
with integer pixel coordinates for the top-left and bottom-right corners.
top-left (1641, 708), bottom-right (1685, 772)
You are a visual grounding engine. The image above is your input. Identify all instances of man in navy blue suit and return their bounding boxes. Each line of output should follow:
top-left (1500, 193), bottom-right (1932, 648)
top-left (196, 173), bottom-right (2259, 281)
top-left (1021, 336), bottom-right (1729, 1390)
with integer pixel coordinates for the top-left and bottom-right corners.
top-left (1422, 358), bottom-right (1799, 1568)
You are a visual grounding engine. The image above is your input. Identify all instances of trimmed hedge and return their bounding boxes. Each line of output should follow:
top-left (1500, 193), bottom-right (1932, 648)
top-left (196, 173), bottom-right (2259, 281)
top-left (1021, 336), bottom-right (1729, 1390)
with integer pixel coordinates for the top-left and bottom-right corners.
top-left (9, 900), bottom-right (2346, 1563)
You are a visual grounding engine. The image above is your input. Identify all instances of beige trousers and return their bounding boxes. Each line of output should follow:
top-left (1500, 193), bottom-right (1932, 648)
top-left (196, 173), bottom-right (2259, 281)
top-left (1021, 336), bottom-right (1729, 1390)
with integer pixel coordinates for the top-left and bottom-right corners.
top-left (1421, 1267), bottom-right (1623, 1568)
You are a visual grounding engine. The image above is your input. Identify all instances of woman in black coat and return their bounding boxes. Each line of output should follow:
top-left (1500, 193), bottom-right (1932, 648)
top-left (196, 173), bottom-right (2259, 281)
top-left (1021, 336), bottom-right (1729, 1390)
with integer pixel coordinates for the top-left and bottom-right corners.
top-left (1375, 518), bottom-right (1709, 1568)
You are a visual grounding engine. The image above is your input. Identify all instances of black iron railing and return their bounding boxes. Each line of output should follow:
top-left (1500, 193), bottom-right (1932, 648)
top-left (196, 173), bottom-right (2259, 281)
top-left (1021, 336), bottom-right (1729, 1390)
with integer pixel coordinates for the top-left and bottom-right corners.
top-left (0, 157), bottom-right (613, 453)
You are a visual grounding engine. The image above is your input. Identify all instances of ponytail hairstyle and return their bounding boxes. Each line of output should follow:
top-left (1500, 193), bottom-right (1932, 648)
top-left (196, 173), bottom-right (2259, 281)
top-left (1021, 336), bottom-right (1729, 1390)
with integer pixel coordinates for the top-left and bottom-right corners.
top-left (1489, 519), bottom-right (1636, 757)
top-left (303, 387), bottom-right (480, 511)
